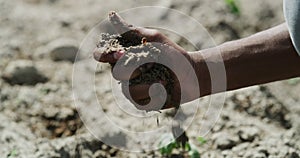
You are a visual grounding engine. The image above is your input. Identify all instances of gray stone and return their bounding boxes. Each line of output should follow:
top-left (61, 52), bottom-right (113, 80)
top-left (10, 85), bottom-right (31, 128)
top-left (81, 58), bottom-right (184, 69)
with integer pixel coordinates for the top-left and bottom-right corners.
top-left (42, 106), bottom-right (75, 120)
top-left (232, 142), bottom-right (250, 155)
top-left (2, 60), bottom-right (47, 85)
top-left (289, 152), bottom-right (300, 158)
top-left (244, 149), bottom-right (267, 158)
top-left (93, 150), bottom-right (107, 158)
top-left (253, 152), bottom-right (267, 158)
top-left (48, 38), bottom-right (79, 62)
top-left (57, 107), bottom-right (75, 120)
top-left (238, 126), bottom-right (260, 142)
top-left (43, 106), bottom-right (60, 119)
top-left (212, 132), bottom-right (240, 150)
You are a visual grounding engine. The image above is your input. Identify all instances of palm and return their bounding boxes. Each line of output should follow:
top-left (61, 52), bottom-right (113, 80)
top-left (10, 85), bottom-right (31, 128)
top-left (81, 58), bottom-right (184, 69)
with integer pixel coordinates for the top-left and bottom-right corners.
top-left (94, 12), bottom-right (197, 111)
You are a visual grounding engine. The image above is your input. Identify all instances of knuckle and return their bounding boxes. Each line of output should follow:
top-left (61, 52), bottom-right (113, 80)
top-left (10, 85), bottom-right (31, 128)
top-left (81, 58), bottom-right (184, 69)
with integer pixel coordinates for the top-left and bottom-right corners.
top-left (136, 27), bottom-right (161, 37)
top-left (151, 29), bottom-right (161, 37)
top-left (134, 27), bottom-right (143, 33)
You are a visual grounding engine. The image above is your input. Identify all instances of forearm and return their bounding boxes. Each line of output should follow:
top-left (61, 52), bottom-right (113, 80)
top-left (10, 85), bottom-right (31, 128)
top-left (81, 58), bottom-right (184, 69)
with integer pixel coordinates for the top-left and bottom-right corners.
top-left (191, 23), bottom-right (300, 97)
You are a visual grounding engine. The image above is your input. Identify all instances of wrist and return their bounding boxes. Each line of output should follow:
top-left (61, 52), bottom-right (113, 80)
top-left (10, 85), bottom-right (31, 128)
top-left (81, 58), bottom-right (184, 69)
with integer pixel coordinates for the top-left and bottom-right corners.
top-left (187, 50), bottom-right (212, 97)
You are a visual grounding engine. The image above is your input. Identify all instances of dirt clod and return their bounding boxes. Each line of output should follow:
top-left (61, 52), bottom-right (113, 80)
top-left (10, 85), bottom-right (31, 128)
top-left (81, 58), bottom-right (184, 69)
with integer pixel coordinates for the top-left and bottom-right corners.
top-left (2, 60), bottom-right (48, 85)
top-left (97, 33), bottom-right (174, 109)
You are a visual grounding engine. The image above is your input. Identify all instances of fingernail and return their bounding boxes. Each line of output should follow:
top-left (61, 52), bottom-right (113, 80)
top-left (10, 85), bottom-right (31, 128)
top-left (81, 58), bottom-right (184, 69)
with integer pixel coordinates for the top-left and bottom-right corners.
top-left (113, 50), bottom-right (124, 59)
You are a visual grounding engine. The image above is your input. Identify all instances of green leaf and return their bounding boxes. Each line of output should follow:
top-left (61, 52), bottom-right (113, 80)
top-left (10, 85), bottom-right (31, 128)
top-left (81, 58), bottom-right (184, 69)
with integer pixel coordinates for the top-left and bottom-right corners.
top-left (159, 141), bottom-right (176, 156)
top-left (166, 142), bottom-right (175, 154)
top-left (8, 149), bottom-right (17, 158)
top-left (197, 137), bottom-right (207, 145)
top-left (185, 143), bottom-right (192, 151)
top-left (225, 0), bottom-right (240, 15)
top-left (188, 150), bottom-right (200, 158)
top-left (159, 147), bottom-right (167, 155)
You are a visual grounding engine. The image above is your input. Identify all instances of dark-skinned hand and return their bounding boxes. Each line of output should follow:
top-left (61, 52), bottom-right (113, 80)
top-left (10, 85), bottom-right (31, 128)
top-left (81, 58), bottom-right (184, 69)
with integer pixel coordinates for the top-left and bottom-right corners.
top-left (93, 12), bottom-right (201, 111)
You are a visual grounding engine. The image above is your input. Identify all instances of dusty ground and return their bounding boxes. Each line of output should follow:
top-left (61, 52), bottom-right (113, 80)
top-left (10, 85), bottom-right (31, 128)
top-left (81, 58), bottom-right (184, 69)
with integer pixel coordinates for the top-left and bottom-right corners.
top-left (1, 0), bottom-right (300, 157)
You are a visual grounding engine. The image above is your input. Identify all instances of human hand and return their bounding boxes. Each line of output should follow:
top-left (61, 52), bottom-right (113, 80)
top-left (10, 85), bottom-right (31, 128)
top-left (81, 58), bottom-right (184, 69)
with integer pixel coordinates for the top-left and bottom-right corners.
top-left (93, 12), bottom-right (201, 111)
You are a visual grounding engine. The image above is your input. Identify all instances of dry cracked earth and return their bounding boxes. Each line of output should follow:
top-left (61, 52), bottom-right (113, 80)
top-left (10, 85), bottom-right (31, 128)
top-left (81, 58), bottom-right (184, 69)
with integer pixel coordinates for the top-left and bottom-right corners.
top-left (0, 0), bottom-right (300, 157)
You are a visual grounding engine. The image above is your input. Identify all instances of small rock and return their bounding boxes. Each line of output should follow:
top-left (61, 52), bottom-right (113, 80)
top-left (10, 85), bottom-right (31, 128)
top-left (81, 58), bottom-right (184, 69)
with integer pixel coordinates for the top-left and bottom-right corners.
top-left (238, 126), bottom-right (260, 142)
top-left (212, 123), bottom-right (224, 132)
top-left (253, 152), bottom-right (267, 158)
top-left (256, 147), bottom-right (268, 156)
top-left (232, 142), bottom-right (250, 155)
top-left (43, 106), bottom-right (60, 119)
top-left (212, 132), bottom-right (240, 150)
top-left (244, 150), bottom-right (267, 158)
top-left (289, 152), bottom-right (300, 158)
top-left (43, 105), bottom-right (75, 120)
top-left (57, 107), bottom-right (75, 120)
top-left (17, 87), bottom-right (38, 107)
top-left (2, 60), bottom-right (47, 85)
top-left (80, 149), bottom-right (93, 158)
top-left (56, 147), bottom-right (71, 158)
top-left (48, 38), bottom-right (79, 62)
top-left (93, 150), bottom-right (107, 158)
top-left (221, 150), bottom-right (234, 157)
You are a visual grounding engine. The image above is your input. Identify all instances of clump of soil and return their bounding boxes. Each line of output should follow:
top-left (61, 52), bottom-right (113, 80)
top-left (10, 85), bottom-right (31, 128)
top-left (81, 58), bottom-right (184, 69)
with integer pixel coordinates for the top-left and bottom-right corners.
top-left (97, 32), bottom-right (175, 109)
top-left (40, 108), bottom-right (83, 139)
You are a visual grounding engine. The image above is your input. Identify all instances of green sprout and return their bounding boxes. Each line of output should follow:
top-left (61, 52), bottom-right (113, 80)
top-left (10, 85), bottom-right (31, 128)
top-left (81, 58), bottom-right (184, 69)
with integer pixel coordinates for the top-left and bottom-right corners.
top-left (159, 141), bottom-right (178, 156)
top-left (159, 140), bottom-right (204, 158)
top-left (224, 0), bottom-right (240, 15)
top-left (7, 149), bottom-right (18, 158)
top-left (197, 136), bottom-right (207, 145)
top-left (189, 149), bottom-right (201, 158)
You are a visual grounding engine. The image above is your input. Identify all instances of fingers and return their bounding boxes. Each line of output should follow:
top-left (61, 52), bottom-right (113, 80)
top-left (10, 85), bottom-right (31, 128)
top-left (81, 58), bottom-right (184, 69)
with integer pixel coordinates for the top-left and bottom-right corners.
top-left (122, 82), bottom-right (176, 111)
top-left (111, 65), bottom-right (141, 80)
top-left (93, 47), bottom-right (125, 63)
top-left (121, 81), bottom-right (168, 105)
top-left (112, 63), bottom-right (154, 80)
top-left (108, 12), bottom-right (165, 43)
top-left (128, 84), bottom-right (152, 101)
top-left (135, 27), bottom-right (164, 42)
top-left (109, 11), bottom-right (134, 34)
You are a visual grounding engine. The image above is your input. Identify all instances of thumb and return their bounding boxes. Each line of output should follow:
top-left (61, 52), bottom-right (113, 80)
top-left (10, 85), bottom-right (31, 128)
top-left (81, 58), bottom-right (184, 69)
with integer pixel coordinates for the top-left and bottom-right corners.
top-left (93, 48), bottom-right (125, 63)
top-left (109, 11), bottom-right (134, 34)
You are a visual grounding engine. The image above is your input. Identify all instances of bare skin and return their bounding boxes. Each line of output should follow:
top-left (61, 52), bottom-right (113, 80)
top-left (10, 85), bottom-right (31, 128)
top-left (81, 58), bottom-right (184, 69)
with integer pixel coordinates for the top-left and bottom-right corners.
top-left (193, 23), bottom-right (300, 96)
top-left (94, 12), bottom-right (300, 110)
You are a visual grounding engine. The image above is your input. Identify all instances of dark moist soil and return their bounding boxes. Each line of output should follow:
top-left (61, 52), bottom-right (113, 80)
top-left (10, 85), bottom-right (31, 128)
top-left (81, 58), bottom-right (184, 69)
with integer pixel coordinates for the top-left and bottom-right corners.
top-left (97, 32), bottom-right (185, 149)
top-left (97, 32), bottom-right (175, 109)
top-left (42, 111), bottom-right (83, 139)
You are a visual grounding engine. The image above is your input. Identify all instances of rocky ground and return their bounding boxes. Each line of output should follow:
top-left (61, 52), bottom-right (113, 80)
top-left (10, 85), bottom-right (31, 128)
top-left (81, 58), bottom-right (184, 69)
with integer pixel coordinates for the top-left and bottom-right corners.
top-left (1, 0), bottom-right (300, 157)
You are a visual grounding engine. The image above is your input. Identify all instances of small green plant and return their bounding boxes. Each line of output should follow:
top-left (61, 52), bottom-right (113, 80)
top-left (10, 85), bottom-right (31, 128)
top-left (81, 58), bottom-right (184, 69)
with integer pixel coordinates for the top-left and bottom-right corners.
top-left (159, 141), bottom-right (178, 156)
top-left (7, 149), bottom-right (18, 158)
top-left (159, 141), bottom-right (200, 158)
top-left (189, 149), bottom-right (201, 158)
top-left (159, 136), bottom-right (207, 158)
top-left (197, 136), bottom-right (207, 145)
top-left (40, 87), bottom-right (51, 95)
top-left (224, 0), bottom-right (240, 15)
